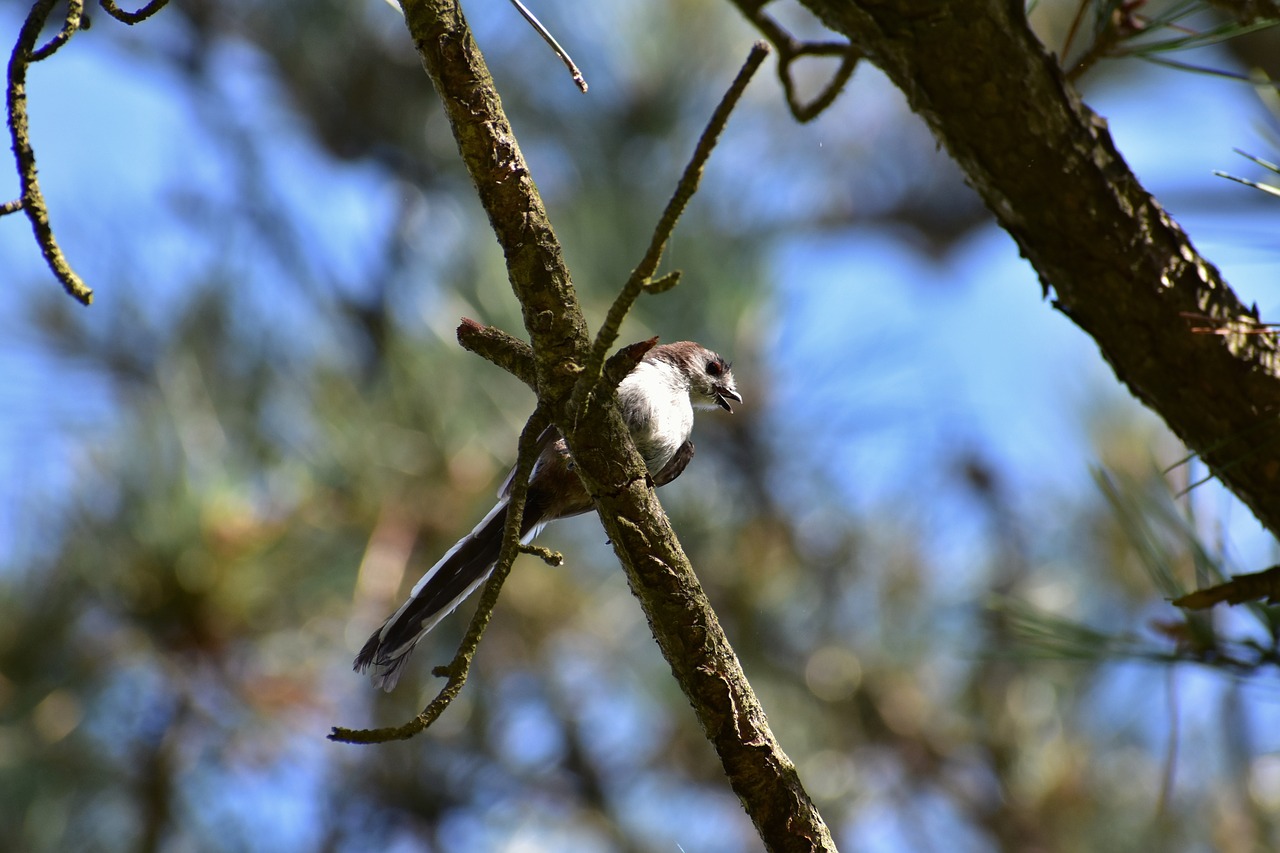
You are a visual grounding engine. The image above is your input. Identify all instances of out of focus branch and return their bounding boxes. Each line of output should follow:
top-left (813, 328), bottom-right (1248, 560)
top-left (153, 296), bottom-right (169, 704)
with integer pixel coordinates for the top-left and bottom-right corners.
top-left (731, 2), bottom-right (860, 121)
top-left (1206, 0), bottom-right (1280, 23)
top-left (100, 0), bottom-right (171, 26)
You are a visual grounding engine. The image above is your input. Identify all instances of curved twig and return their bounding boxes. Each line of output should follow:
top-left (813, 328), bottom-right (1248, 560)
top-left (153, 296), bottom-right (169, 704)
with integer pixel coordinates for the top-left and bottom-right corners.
top-left (30, 0), bottom-right (84, 62)
top-left (99, 0), bottom-right (171, 26)
top-left (734, 4), bottom-right (860, 122)
top-left (6, 0), bottom-right (93, 304)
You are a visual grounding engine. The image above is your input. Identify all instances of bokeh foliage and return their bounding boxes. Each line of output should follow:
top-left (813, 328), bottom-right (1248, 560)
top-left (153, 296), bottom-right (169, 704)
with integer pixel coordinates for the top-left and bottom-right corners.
top-left (4, 0), bottom-right (1280, 850)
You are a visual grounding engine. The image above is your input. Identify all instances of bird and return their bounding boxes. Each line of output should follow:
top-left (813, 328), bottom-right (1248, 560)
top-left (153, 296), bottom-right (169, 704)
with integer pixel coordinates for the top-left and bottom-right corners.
top-left (354, 340), bottom-right (742, 690)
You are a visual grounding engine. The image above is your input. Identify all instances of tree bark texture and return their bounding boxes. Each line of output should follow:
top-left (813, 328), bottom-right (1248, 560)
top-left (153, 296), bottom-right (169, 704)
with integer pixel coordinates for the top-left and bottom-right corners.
top-left (400, 1), bottom-right (836, 849)
top-left (795, 0), bottom-right (1280, 535)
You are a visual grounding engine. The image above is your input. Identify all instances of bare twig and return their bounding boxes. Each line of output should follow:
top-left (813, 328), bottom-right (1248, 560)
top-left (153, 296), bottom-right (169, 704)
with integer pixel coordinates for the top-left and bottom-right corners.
top-left (506, 0), bottom-right (587, 93)
top-left (568, 42), bottom-right (769, 422)
top-left (457, 317), bottom-right (538, 389)
top-left (6, 0), bottom-right (93, 304)
top-left (1215, 148), bottom-right (1280, 200)
top-left (520, 543), bottom-right (563, 566)
top-left (368, 3), bottom-right (835, 846)
top-left (733, 5), bottom-right (859, 121)
top-left (30, 0), bottom-right (84, 62)
top-left (99, 0), bottom-right (172, 25)
top-left (329, 405), bottom-right (551, 744)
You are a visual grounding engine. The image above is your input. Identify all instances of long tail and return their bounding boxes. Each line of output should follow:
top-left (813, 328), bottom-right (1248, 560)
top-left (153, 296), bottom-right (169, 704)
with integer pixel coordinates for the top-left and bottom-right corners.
top-left (354, 499), bottom-right (532, 691)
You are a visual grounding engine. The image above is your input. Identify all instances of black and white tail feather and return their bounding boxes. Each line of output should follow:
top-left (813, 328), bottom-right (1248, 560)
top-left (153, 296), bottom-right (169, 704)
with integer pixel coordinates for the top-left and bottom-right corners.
top-left (352, 341), bottom-right (740, 691)
top-left (353, 452), bottom-right (555, 692)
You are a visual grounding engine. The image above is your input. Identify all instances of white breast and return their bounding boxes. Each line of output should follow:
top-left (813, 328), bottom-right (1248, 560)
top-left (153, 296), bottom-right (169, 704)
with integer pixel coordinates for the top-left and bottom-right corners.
top-left (616, 359), bottom-right (694, 473)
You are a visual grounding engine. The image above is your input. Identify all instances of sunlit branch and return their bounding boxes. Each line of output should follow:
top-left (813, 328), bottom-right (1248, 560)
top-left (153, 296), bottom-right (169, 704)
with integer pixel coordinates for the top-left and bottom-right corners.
top-left (30, 0), bottom-right (83, 62)
top-left (329, 405), bottom-right (550, 744)
top-left (569, 42), bottom-right (768, 422)
top-left (506, 0), bottom-right (587, 93)
top-left (457, 317), bottom-right (537, 389)
top-left (6, 0), bottom-right (93, 304)
top-left (99, 0), bottom-right (172, 26)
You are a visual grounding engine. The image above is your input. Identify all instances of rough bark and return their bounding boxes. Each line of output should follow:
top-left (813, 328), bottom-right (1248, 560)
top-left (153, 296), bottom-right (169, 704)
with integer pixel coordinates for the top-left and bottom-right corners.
top-left (400, 1), bottom-right (835, 849)
top-left (793, 0), bottom-right (1280, 536)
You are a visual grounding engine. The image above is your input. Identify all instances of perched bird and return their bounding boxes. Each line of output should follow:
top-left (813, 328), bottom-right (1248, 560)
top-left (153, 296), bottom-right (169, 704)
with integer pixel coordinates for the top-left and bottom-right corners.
top-left (354, 341), bottom-right (742, 690)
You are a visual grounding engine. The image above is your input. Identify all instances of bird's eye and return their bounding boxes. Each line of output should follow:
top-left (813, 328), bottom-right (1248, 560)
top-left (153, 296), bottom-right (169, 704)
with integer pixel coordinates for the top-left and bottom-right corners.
top-left (706, 359), bottom-right (723, 377)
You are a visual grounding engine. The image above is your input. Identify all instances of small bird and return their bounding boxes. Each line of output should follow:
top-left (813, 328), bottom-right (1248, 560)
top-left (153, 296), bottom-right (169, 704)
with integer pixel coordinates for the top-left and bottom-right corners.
top-left (354, 341), bottom-right (741, 690)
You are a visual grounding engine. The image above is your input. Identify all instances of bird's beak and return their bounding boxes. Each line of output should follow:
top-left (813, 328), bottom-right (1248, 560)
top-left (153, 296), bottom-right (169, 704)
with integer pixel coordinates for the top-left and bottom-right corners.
top-left (715, 387), bottom-right (742, 413)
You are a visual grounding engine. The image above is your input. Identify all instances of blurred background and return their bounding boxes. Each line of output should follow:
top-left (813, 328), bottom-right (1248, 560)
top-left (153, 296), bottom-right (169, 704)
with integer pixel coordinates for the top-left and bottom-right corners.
top-left (3, 0), bottom-right (1280, 850)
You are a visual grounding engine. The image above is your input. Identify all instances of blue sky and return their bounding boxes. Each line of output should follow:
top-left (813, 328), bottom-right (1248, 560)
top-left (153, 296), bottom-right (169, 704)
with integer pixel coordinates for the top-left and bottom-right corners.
top-left (4, 3), bottom-right (1280, 849)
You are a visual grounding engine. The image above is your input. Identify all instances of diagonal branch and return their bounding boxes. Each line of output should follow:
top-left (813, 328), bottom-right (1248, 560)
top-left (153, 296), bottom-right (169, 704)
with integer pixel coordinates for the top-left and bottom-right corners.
top-left (383, 1), bottom-right (835, 848)
top-left (400, 0), bottom-right (588, 406)
top-left (329, 405), bottom-right (550, 744)
top-left (787, 0), bottom-right (1280, 538)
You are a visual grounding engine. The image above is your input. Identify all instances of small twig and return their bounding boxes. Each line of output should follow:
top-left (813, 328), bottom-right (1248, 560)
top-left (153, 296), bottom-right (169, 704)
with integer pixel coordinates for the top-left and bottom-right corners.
top-left (6, 0), bottom-right (93, 304)
top-left (30, 0), bottom-right (84, 62)
top-left (457, 317), bottom-right (538, 389)
top-left (645, 270), bottom-right (681, 294)
top-left (329, 406), bottom-right (551, 744)
top-left (1214, 151), bottom-right (1280, 200)
top-left (779, 45), bottom-right (860, 123)
top-left (0, 198), bottom-right (21, 216)
top-left (520, 543), bottom-right (563, 566)
top-left (734, 4), bottom-right (859, 122)
top-left (506, 0), bottom-right (587, 93)
top-left (99, 0), bottom-right (171, 25)
top-left (568, 42), bottom-right (769, 421)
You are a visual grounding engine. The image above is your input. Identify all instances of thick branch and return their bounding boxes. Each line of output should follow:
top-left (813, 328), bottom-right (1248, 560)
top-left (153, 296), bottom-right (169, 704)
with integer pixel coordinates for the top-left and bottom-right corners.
top-left (398, 1), bottom-right (833, 848)
top-left (400, 0), bottom-right (587, 406)
top-left (792, 0), bottom-right (1280, 537)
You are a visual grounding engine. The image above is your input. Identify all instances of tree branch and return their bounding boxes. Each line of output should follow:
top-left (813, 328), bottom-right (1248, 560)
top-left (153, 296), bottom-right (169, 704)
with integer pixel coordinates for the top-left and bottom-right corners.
top-left (6, 0), bottom-right (92, 305)
top-left (99, 0), bottom-right (173, 27)
top-left (329, 406), bottom-right (550, 744)
top-left (392, 1), bottom-right (834, 848)
top-left (788, 0), bottom-right (1280, 538)
top-left (456, 317), bottom-right (537, 389)
top-left (569, 42), bottom-right (769, 423)
top-left (400, 0), bottom-right (587, 407)
top-left (732, 3), bottom-right (861, 122)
